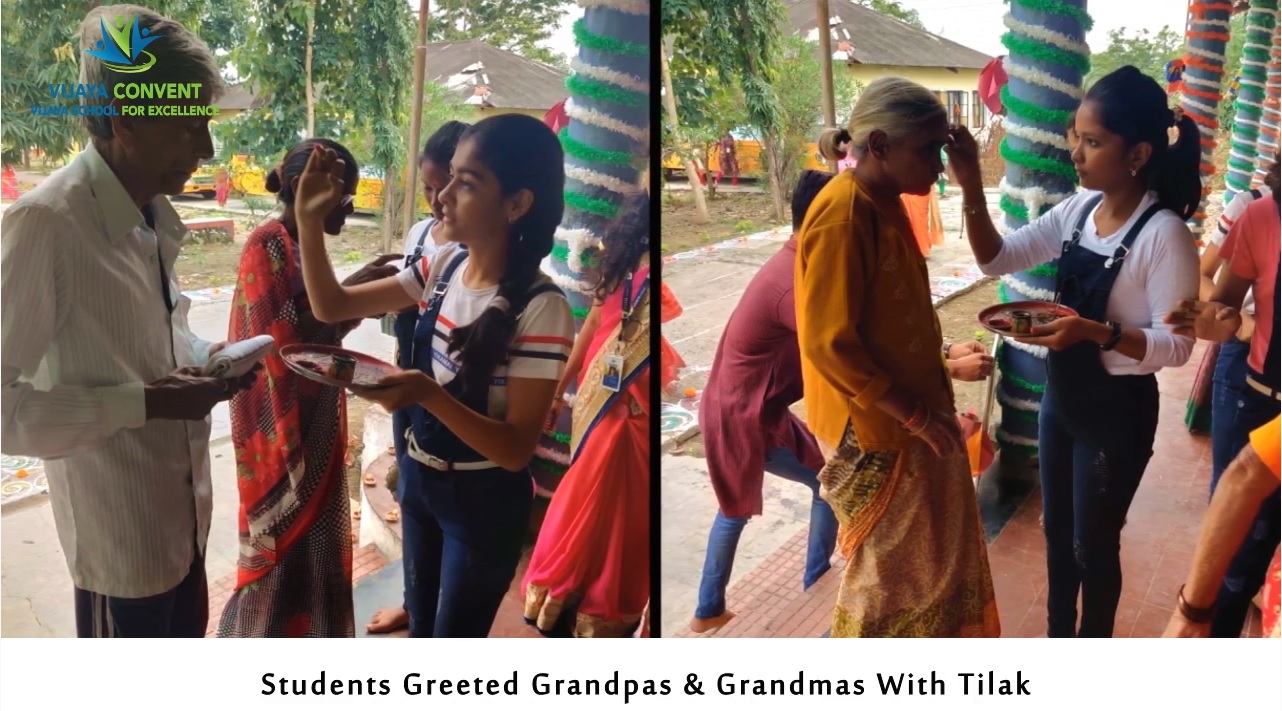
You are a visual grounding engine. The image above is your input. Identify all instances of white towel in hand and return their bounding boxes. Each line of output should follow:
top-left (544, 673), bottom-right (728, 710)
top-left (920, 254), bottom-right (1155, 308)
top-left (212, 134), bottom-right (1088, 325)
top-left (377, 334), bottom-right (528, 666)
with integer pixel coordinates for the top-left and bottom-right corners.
top-left (202, 335), bottom-right (275, 379)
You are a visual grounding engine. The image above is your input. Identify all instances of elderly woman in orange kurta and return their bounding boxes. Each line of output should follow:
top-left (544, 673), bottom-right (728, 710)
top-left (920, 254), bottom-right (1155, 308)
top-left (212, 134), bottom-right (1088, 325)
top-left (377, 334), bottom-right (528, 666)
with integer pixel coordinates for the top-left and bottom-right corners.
top-left (798, 78), bottom-right (1000, 638)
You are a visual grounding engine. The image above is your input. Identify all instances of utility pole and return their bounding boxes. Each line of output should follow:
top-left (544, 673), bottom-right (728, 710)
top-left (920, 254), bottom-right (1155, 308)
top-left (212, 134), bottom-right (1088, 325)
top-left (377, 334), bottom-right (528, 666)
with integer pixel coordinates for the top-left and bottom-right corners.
top-left (816, 0), bottom-right (837, 171)
top-left (399, 0), bottom-right (431, 245)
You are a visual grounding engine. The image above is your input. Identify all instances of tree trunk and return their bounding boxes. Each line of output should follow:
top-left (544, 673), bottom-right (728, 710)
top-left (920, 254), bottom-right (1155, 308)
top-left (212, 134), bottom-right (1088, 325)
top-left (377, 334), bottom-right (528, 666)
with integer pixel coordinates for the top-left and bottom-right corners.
top-left (1226, 0), bottom-right (1278, 199)
top-left (1259, 20), bottom-right (1282, 184)
top-left (380, 172), bottom-right (398, 251)
top-left (766, 133), bottom-right (786, 222)
top-left (1179, 0), bottom-right (1233, 238)
top-left (992, 0), bottom-right (1091, 463)
top-left (305, 0), bottom-right (316, 136)
top-left (659, 40), bottom-right (709, 223)
top-left (533, 2), bottom-right (651, 501)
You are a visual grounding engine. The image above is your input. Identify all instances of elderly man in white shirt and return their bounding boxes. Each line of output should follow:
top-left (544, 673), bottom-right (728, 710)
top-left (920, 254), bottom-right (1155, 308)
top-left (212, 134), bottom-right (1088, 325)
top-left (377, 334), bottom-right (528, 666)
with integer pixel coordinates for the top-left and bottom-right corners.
top-left (1, 5), bottom-right (253, 638)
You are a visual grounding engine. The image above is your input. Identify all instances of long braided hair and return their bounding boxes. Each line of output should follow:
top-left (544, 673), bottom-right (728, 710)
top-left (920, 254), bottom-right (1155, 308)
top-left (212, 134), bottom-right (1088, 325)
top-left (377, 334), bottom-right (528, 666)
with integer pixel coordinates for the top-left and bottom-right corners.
top-left (446, 114), bottom-right (565, 399)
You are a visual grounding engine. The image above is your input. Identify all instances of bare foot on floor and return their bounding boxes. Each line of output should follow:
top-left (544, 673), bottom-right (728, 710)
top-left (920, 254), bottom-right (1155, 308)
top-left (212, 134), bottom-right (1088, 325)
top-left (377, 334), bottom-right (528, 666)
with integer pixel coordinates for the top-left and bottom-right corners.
top-left (689, 611), bottom-right (735, 634)
top-left (367, 607), bottom-right (409, 634)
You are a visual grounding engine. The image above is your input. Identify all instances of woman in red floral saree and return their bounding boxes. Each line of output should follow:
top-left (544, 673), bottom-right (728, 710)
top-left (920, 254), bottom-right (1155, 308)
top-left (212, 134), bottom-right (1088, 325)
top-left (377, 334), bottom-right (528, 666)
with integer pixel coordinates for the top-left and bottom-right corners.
top-left (217, 139), bottom-right (396, 637)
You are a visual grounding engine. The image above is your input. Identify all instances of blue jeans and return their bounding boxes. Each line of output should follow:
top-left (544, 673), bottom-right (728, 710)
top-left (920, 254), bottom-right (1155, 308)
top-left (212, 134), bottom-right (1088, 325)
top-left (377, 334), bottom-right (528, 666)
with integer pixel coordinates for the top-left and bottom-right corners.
top-left (397, 454), bottom-right (533, 637)
top-left (1210, 339), bottom-right (1252, 494)
top-left (694, 447), bottom-right (839, 620)
top-left (1038, 382), bottom-right (1159, 637)
top-left (1209, 381), bottom-right (1280, 637)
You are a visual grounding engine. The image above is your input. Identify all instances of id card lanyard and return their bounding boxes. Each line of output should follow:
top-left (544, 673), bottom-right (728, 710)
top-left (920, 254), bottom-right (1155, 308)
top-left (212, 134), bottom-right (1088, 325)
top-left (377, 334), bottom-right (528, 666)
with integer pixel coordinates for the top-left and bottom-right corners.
top-left (602, 271), bottom-right (648, 393)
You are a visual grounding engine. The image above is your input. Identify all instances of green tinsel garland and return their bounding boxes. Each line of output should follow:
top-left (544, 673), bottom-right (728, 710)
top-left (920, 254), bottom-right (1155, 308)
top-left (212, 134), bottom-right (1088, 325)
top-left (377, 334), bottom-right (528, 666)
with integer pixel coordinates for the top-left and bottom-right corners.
top-left (560, 128), bottom-right (634, 166)
top-left (572, 18), bottom-right (649, 57)
top-left (572, 306), bottom-right (590, 320)
top-left (1000, 85), bottom-right (1076, 126)
top-left (1006, 0), bottom-right (1093, 31)
top-left (997, 342), bottom-right (1047, 394)
top-left (565, 190), bottom-right (621, 219)
top-left (565, 74), bottom-right (646, 107)
top-left (995, 432), bottom-right (1040, 457)
top-left (999, 193), bottom-right (1054, 223)
top-left (552, 243), bottom-right (599, 269)
top-left (1028, 263), bottom-right (1058, 278)
top-left (533, 458), bottom-right (567, 476)
top-left (1001, 32), bottom-right (1091, 74)
top-left (999, 140), bottom-right (1080, 181)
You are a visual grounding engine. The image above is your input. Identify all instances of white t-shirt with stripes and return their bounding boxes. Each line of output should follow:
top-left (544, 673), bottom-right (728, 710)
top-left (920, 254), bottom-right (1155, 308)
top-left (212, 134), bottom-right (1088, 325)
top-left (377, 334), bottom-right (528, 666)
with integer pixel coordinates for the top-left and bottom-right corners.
top-left (395, 245), bottom-right (574, 420)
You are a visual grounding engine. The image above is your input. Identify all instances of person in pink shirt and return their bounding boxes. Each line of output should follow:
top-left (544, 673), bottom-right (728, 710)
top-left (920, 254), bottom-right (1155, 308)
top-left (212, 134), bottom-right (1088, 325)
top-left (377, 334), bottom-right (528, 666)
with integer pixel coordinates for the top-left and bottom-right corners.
top-left (1168, 155), bottom-right (1280, 637)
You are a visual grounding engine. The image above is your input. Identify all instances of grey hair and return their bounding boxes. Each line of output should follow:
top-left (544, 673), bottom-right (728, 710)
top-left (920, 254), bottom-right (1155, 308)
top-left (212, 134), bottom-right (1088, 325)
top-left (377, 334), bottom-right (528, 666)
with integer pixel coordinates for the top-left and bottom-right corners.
top-left (78, 5), bottom-right (224, 140)
top-left (818, 77), bottom-right (945, 161)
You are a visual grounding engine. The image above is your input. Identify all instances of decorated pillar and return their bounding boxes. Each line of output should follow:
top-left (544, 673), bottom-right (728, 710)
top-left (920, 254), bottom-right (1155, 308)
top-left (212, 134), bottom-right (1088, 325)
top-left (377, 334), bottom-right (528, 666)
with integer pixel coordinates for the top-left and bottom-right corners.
top-left (532, 0), bottom-right (650, 498)
top-left (993, 0), bottom-right (1093, 458)
top-left (1178, 1), bottom-right (1234, 239)
top-left (1224, 0), bottom-right (1279, 202)
top-left (1254, 20), bottom-right (1281, 183)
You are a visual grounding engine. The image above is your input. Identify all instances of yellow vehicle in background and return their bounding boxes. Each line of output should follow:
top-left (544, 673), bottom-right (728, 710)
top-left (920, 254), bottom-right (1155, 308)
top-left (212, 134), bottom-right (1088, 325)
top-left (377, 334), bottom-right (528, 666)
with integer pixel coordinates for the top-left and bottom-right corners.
top-left (661, 128), bottom-right (827, 180)
top-left (180, 164), bottom-right (220, 198)
top-left (185, 154), bottom-right (431, 214)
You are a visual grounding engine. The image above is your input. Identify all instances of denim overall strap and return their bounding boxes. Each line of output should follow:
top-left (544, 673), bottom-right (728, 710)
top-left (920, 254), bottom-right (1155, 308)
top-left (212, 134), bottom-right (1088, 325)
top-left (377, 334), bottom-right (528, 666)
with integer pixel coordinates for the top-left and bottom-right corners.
top-left (1046, 197), bottom-right (1163, 450)
top-left (394, 220), bottom-right (436, 367)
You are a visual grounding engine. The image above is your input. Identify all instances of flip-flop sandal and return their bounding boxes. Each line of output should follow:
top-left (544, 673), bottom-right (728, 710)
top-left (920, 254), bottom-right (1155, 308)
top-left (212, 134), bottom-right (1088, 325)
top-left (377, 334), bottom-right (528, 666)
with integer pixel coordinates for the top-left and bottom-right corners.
top-left (385, 509), bottom-right (400, 523)
top-left (363, 473), bottom-right (376, 487)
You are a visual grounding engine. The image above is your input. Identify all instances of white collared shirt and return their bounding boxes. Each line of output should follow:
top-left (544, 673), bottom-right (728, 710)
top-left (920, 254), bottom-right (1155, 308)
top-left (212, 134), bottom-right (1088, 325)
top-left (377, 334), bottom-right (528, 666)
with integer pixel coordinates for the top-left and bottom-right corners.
top-left (1, 142), bottom-right (215, 599)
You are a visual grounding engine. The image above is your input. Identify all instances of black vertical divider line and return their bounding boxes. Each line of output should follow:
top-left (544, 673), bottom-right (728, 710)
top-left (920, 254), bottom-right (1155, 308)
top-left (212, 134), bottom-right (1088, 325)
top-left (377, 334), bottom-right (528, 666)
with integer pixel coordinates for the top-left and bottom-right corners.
top-left (647, 6), bottom-right (664, 639)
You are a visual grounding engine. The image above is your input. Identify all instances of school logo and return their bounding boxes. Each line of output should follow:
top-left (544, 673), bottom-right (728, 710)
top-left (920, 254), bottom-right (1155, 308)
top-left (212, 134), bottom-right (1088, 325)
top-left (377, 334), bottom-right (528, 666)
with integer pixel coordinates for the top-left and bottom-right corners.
top-left (85, 15), bottom-right (163, 73)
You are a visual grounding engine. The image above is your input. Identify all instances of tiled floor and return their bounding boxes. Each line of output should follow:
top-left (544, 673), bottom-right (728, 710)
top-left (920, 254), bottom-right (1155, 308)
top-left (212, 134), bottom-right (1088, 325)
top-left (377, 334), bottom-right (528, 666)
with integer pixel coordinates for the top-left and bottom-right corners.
top-left (675, 344), bottom-right (1266, 639)
top-left (351, 549), bottom-right (543, 639)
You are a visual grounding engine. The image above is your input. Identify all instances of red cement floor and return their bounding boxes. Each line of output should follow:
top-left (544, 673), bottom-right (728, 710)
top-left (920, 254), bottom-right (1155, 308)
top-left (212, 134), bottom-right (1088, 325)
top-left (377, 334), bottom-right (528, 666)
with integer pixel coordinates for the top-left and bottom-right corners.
top-left (676, 343), bottom-right (1265, 639)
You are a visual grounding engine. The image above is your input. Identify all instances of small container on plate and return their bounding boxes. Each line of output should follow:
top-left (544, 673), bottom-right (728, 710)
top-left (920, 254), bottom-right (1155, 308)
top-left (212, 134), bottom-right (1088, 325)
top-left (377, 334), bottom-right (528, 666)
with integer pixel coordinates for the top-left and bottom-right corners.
top-left (1010, 310), bottom-right (1033, 335)
top-left (329, 354), bottom-right (357, 383)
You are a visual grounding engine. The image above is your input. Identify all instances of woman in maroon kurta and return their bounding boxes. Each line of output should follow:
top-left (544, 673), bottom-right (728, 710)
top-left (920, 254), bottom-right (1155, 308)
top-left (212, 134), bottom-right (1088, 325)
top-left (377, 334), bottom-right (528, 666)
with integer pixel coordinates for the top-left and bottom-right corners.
top-left (692, 171), bottom-right (836, 633)
top-left (691, 171), bottom-right (997, 633)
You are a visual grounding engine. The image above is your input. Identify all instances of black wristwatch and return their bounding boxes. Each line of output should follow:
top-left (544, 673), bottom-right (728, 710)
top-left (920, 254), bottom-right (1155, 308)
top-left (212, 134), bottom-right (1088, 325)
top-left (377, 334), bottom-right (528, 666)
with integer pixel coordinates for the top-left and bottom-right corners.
top-left (1100, 321), bottom-right (1123, 351)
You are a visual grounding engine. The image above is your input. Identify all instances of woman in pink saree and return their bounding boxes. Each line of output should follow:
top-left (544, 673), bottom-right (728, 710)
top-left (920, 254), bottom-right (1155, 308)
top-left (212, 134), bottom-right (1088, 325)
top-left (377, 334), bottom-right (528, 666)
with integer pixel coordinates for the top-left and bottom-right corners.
top-left (523, 190), bottom-right (677, 636)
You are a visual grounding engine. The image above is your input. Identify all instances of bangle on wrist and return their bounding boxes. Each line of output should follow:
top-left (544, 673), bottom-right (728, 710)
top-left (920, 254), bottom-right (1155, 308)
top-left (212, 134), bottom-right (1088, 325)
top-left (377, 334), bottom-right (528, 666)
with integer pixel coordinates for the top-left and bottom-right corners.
top-left (1176, 584), bottom-right (1214, 624)
top-left (941, 341), bottom-right (953, 359)
top-left (902, 402), bottom-right (929, 433)
top-left (906, 409), bottom-right (931, 436)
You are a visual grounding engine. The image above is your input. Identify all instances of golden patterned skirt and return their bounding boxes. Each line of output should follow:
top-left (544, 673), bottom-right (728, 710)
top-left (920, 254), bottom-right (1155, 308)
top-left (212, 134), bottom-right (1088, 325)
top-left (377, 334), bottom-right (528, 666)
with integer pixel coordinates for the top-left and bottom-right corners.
top-left (819, 423), bottom-right (1000, 638)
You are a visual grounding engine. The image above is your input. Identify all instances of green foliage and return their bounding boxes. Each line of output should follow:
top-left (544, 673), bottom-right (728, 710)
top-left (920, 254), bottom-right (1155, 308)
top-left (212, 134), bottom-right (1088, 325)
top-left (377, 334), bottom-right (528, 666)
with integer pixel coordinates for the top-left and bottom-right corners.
top-left (662, 0), bottom-right (786, 139)
top-left (756, 36), bottom-right (862, 197)
top-left (1085, 26), bottom-right (1183, 88)
top-left (0, 0), bottom-right (247, 166)
top-left (662, 80), bottom-right (748, 172)
top-left (429, 0), bottom-right (572, 68)
top-left (217, 0), bottom-right (354, 161)
top-left (862, 0), bottom-right (924, 29)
